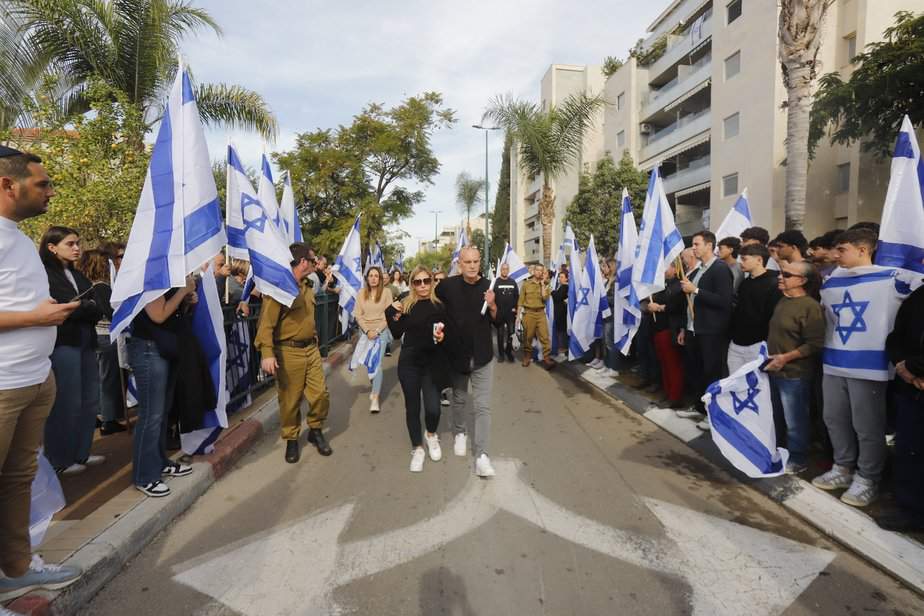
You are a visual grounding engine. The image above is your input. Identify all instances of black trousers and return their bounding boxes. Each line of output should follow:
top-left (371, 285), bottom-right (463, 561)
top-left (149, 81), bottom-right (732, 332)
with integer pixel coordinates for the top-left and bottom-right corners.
top-left (495, 312), bottom-right (516, 357)
top-left (398, 362), bottom-right (441, 448)
top-left (688, 332), bottom-right (728, 413)
top-left (894, 388), bottom-right (924, 516)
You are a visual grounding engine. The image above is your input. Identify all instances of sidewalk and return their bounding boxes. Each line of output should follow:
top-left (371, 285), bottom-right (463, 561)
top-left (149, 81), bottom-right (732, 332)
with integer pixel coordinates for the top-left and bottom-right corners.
top-left (558, 359), bottom-right (924, 596)
top-left (5, 342), bottom-right (352, 616)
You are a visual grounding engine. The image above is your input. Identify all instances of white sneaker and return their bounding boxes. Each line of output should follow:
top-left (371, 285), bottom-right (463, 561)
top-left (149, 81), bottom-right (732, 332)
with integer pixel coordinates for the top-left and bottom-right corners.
top-left (840, 476), bottom-right (878, 507)
top-left (588, 359), bottom-right (603, 369)
top-left (409, 448), bottom-right (425, 472)
top-left (696, 419), bottom-right (711, 431)
top-left (601, 368), bottom-right (620, 378)
top-left (425, 433), bottom-right (442, 461)
top-left (475, 454), bottom-right (496, 478)
top-left (812, 465), bottom-right (854, 491)
top-left (440, 394), bottom-right (450, 407)
top-left (556, 352), bottom-right (568, 362)
top-left (81, 455), bottom-right (106, 466)
top-left (370, 396), bottom-right (380, 413)
top-left (453, 433), bottom-right (467, 457)
top-left (675, 408), bottom-right (704, 419)
top-left (58, 463), bottom-right (86, 476)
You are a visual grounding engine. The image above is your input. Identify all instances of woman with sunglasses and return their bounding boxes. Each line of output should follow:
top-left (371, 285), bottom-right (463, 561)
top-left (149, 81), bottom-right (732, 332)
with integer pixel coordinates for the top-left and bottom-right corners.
top-left (355, 266), bottom-right (393, 412)
top-left (386, 266), bottom-right (451, 472)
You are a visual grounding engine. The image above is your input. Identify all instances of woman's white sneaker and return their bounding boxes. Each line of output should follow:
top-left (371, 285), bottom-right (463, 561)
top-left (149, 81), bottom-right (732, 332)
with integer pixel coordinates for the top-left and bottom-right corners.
top-left (453, 433), bottom-right (467, 457)
top-left (370, 395), bottom-right (380, 413)
top-left (475, 454), bottom-right (496, 478)
top-left (409, 448), bottom-right (426, 472)
top-left (58, 463), bottom-right (86, 476)
top-left (136, 480), bottom-right (170, 497)
top-left (162, 462), bottom-right (193, 477)
top-left (425, 433), bottom-right (442, 461)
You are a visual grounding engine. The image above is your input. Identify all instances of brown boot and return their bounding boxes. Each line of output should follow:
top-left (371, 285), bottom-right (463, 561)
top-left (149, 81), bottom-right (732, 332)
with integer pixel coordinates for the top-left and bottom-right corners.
top-left (521, 351), bottom-right (531, 367)
top-left (542, 357), bottom-right (557, 370)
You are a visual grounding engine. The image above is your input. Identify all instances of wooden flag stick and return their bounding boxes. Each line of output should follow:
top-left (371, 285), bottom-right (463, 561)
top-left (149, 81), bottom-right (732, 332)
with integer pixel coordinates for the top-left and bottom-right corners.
top-left (676, 255), bottom-right (695, 321)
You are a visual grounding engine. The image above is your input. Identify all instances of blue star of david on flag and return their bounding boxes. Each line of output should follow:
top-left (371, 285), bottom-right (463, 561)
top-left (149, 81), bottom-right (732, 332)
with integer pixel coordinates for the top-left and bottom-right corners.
top-left (731, 386), bottom-right (760, 415)
top-left (831, 290), bottom-right (869, 344)
top-left (241, 194), bottom-right (268, 233)
top-left (578, 286), bottom-right (591, 306)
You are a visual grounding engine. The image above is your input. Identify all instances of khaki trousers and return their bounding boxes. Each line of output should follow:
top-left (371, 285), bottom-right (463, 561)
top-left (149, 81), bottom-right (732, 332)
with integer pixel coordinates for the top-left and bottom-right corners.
top-left (522, 309), bottom-right (551, 360)
top-left (275, 345), bottom-right (330, 440)
top-left (0, 373), bottom-right (56, 577)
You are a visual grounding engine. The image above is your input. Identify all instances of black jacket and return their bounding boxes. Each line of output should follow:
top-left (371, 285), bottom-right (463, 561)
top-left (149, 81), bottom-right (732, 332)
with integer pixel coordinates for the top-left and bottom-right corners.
top-left (386, 299), bottom-right (451, 390)
top-left (493, 277), bottom-right (519, 318)
top-left (650, 277), bottom-right (685, 335)
top-left (887, 284), bottom-right (924, 396)
top-left (690, 259), bottom-right (734, 336)
top-left (435, 275), bottom-right (497, 372)
top-left (45, 265), bottom-right (102, 347)
top-left (552, 283), bottom-right (569, 331)
top-left (730, 270), bottom-right (781, 345)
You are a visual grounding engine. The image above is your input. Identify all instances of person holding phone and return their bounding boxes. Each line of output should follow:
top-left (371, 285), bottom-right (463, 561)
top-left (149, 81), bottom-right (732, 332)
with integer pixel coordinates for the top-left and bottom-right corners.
top-left (386, 266), bottom-right (450, 472)
top-left (40, 226), bottom-right (105, 475)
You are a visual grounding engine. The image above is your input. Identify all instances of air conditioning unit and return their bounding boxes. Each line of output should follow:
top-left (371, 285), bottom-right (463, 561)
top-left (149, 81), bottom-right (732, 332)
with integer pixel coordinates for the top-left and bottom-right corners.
top-left (640, 123), bottom-right (653, 135)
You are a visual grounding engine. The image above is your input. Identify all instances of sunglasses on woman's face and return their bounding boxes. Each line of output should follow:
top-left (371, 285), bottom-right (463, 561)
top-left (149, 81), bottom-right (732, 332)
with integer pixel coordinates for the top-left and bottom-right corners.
top-left (412, 277), bottom-right (432, 286)
top-left (780, 271), bottom-right (805, 279)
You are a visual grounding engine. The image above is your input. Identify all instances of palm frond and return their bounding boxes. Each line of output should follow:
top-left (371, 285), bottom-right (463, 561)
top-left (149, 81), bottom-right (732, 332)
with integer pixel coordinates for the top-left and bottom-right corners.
top-left (551, 92), bottom-right (606, 165)
top-left (194, 82), bottom-right (278, 140)
top-left (455, 171), bottom-right (484, 217)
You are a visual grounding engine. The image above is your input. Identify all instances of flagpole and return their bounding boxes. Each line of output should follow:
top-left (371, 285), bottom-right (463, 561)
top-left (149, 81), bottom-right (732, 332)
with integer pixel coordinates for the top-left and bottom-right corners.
top-left (676, 255), bottom-right (695, 320)
top-left (225, 137), bottom-right (232, 306)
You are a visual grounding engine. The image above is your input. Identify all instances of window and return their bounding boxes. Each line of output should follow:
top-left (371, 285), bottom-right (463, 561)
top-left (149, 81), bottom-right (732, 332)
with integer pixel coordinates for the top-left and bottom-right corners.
top-left (617, 130), bottom-right (626, 148)
top-left (617, 92), bottom-right (625, 110)
top-left (845, 34), bottom-right (857, 62)
top-left (722, 173), bottom-right (739, 197)
top-left (723, 113), bottom-right (740, 139)
top-left (727, 0), bottom-right (742, 24)
top-left (836, 163), bottom-right (850, 193)
top-left (724, 51), bottom-right (741, 80)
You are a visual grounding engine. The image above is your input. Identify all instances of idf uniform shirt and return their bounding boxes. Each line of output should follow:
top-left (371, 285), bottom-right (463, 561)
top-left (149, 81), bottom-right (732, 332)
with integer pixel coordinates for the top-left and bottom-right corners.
top-left (518, 278), bottom-right (550, 310)
top-left (0, 216), bottom-right (56, 389)
top-left (255, 280), bottom-right (318, 361)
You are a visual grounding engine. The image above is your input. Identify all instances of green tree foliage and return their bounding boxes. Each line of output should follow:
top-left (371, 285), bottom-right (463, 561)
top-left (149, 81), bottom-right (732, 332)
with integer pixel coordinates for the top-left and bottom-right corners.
top-left (601, 56), bottom-right (625, 78)
top-left (810, 11), bottom-right (924, 159)
top-left (405, 243), bottom-right (452, 274)
top-left (274, 92), bottom-right (455, 256)
top-left (565, 151), bottom-right (647, 258)
top-left (490, 132), bottom-right (511, 254)
top-left (2, 79), bottom-right (149, 244)
top-left (455, 171), bottom-right (484, 232)
top-left (4, 0), bottom-right (277, 137)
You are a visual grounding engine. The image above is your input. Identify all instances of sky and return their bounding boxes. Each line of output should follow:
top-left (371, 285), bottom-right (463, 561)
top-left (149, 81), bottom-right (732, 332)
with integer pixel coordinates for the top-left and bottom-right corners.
top-left (182, 0), bottom-right (664, 258)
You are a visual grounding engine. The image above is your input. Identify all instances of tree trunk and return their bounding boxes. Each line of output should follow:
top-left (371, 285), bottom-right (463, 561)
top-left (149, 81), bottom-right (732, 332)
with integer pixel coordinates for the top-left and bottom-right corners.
top-left (539, 182), bottom-right (556, 264)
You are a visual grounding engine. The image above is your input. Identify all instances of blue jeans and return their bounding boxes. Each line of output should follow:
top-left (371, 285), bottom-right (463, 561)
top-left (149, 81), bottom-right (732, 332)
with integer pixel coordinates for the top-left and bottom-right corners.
top-left (128, 338), bottom-right (176, 486)
top-left (371, 328), bottom-right (392, 396)
top-left (96, 334), bottom-right (124, 422)
top-left (770, 375), bottom-right (812, 465)
top-left (44, 338), bottom-right (100, 468)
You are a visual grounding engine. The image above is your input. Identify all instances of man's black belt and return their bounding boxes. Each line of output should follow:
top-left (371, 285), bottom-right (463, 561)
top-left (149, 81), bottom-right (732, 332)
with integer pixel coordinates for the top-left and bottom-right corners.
top-left (274, 339), bottom-right (316, 348)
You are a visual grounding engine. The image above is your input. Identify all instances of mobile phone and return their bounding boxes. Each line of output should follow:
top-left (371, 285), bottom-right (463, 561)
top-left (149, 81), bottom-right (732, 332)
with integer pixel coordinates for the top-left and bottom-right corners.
top-left (69, 284), bottom-right (98, 302)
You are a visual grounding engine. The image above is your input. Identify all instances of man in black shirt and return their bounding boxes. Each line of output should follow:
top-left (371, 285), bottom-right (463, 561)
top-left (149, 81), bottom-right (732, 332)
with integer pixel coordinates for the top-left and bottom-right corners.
top-left (435, 245), bottom-right (499, 477)
top-left (492, 263), bottom-right (518, 362)
top-left (727, 243), bottom-right (781, 373)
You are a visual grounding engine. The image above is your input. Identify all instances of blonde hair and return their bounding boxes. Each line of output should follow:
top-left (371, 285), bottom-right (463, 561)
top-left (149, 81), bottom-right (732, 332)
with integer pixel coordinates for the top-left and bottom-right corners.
top-left (403, 265), bottom-right (442, 312)
top-left (362, 266), bottom-right (384, 303)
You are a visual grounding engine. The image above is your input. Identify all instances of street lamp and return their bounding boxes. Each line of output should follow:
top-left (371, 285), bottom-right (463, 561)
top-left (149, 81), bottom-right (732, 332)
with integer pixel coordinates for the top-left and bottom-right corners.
top-left (429, 209), bottom-right (442, 251)
top-left (472, 124), bottom-right (501, 266)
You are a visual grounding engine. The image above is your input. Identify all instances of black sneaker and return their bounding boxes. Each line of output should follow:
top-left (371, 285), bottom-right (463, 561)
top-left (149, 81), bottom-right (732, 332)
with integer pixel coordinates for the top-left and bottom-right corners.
top-left (100, 420), bottom-right (127, 435)
top-left (136, 480), bottom-right (170, 497)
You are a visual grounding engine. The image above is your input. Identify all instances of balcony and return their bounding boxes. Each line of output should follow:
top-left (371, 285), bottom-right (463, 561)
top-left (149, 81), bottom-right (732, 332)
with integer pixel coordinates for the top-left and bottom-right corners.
top-left (647, 14), bottom-right (713, 81)
top-left (641, 53), bottom-right (712, 120)
top-left (662, 156), bottom-right (711, 195)
top-left (640, 109), bottom-right (711, 163)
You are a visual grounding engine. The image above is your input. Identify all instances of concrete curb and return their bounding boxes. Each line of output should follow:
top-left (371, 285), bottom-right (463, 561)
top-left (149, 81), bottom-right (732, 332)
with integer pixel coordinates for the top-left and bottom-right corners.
top-left (560, 360), bottom-right (924, 596)
top-left (8, 342), bottom-right (353, 616)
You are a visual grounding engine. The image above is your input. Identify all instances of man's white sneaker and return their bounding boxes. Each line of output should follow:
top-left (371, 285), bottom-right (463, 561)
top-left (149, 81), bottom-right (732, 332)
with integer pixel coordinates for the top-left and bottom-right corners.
top-left (0, 555), bottom-right (82, 602)
top-left (453, 433), bottom-right (467, 457)
top-left (425, 433), bottom-right (442, 461)
top-left (58, 463), bottom-right (86, 476)
top-left (840, 476), bottom-right (878, 507)
top-left (409, 448), bottom-right (426, 472)
top-left (812, 465), bottom-right (854, 491)
top-left (475, 454), bottom-right (496, 478)
top-left (80, 455), bottom-right (106, 466)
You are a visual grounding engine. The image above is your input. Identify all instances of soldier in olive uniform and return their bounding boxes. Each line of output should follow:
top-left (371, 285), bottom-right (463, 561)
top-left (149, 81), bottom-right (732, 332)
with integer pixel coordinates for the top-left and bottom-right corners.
top-left (518, 264), bottom-right (556, 370)
top-left (255, 243), bottom-right (333, 463)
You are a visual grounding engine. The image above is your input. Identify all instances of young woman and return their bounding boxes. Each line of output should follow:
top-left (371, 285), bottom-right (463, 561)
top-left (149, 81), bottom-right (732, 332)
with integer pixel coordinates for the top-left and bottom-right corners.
top-left (385, 266), bottom-right (450, 472)
top-left (389, 270), bottom-right (408, 297)
top-left (355, 266), bottom-right (394, 412)
top-left (40, 227), bottom-right (104, 474)
top-left (551, 270), bottom-right (569, 360)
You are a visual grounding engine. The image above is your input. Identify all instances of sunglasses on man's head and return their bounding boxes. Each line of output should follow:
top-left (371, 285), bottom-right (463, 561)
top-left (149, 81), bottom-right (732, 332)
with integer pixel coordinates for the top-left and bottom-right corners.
top-left (780, 271), bottom-right (805, 279)
top-left (412, 277), bottom-right (432, 286)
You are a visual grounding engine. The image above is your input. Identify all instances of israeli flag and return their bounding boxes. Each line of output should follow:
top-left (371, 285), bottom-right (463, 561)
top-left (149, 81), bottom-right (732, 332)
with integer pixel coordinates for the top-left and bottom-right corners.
top-left (225, 144), bottom-right (250, 261)
top-left (566, 229), bottom-right (582, 336)
top-left (258, 152), bottom-right (283, 232)
top-left (227, 142), bottom-right (300, 307)
top-left (350, 335), bottom-right (382, 382)
top-left (110, 66), bottom-right (227, 338)
top-left (613, 189), bottom-right (641, 354)
top-left (714, 188), bottom-right (752, 245)
top-left (366, 240), bottom-right (385, 272)
top-left (279, 171), bottom-right (303, 244)
top-left (29, 450), bottom-right (64, 548)
top-left (631, 166), bottom-right (684, 302)
top-left (394, 256), bottom-right (404, 273)
top-left (240, 266), bottom-right (255, 303)
top-left (500, 242), bottom-right (529, 283)
top-left (563, 223), bottom-right (578, 253)
top-left (449, 227), bottom-right (468, 276)
top-left (703, 344), bottom-right (788, 478)
top-left (333, 216), bottom-right (364, 320)
top-left (181, 265), bottom-right (228, 456)
top-left (126, 374), bottom-right (139, 408)
top-left (569, 235), bottom-right (602, 360)
top-left (876, 115), bottom-right (924, 276)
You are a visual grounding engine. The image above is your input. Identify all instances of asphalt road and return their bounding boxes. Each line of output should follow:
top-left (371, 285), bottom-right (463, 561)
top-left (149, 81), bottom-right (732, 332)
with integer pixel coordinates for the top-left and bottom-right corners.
top-left (82, 353), bottom-right (923, 616)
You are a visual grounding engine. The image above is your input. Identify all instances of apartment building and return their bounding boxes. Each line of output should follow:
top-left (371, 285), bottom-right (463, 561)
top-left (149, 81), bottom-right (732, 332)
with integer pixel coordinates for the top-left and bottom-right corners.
top-left (510, 0), bottom-right (923, 259)
top-left (417, 215), bottom-right (487, 254)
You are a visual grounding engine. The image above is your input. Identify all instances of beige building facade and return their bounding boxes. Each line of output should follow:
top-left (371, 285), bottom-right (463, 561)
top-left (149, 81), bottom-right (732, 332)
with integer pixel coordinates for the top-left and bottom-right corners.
top-left (510, 0), bottom-right (923, 259)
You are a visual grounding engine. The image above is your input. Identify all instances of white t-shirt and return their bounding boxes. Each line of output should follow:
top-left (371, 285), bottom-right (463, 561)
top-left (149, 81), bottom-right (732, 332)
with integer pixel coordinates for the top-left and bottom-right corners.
top-left (0, 216), bottom-right (56, 389)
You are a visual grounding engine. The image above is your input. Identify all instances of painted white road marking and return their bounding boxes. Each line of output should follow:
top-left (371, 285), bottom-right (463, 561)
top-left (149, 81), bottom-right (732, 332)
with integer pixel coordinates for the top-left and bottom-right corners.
top-left (174, 459), bottom-right (834, 616)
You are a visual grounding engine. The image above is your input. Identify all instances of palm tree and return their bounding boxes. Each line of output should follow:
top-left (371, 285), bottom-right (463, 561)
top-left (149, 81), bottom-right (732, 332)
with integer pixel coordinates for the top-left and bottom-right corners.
top-left (455, 171), bottom-right (484, 235)
top-left (483, 92), bottom-right (604, 263)
top-left (779, 0), bottom-right (832, 231)
top-left (3, 0), bottom-right (277, 138)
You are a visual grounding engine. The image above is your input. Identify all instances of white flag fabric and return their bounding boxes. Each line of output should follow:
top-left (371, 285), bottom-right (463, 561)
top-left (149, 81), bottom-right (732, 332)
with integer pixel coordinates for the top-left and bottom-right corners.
top-left (631, 166), bottom-right (684, 302)
top-left (181, 265), bottom-right (228, 455)
top-left (563, 223), bottom-right (578, 253)
top-left (500, 242), bottom-right (529, 283)
top-left (29, 450), bottom-right (64, 547)
top-left (449, 226), bottom-right (468, 276)
top-left (350, 335), bottom-right (382, 382)
top-left (258, 153), bottom-right (283, 232)
top-left (225, 144), bottom-right (250, 261)
top-left (366, 240), bottom-right (385, 272)
top-left (703, 343), bottom-right (789, 478)
top-left (566, 226), bottom-right (582, 336)
top-left (569, 235), bottom-right (602, 360)
top-left (110, 67), bottom-right (227, 338)
top-left (279, 171), bottom-right (303, 244)
top-left (714, 189), bottom-right (752, 244)
top-left (227, 142), bottom-right (300, 307)
top-left (332, 216), bottom-right (364, 319)
top-left (875, 115), bottom-right (924, 277)
top-left (613, 189), bottom-right (641, 354)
